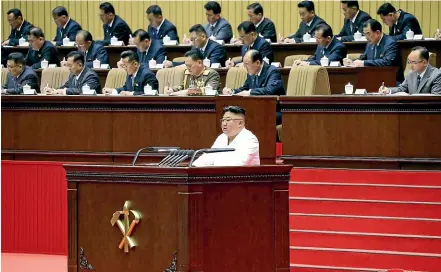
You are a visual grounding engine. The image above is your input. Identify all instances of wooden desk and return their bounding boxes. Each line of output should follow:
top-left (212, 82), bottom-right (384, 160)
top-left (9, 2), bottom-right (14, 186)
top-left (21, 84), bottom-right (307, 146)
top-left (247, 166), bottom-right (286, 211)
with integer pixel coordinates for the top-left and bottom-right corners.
top-left (279, 96), bottom-right (441, 169)
top-left (1, 96), bottom-right (277, 164)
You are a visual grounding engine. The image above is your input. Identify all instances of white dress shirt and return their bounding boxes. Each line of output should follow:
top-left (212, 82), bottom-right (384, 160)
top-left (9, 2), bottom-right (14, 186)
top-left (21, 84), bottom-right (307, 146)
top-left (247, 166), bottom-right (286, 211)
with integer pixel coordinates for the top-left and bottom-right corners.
top-left (193, 128), bottom-right (260, 167)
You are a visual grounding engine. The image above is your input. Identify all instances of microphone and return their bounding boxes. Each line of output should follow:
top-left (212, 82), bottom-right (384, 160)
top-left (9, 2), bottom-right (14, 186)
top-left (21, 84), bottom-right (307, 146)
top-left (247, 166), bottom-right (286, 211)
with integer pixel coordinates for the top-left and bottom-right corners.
top-left (169, 150), bottom-right (195, 167)
top-left (164, 150), bottom-right (186, 167)
top-left (158, 150), bottom-right (180, 167)
top-left (189, 148), bottom-right (235, 167)
top-left (132, 146), bottom-right (180, 166)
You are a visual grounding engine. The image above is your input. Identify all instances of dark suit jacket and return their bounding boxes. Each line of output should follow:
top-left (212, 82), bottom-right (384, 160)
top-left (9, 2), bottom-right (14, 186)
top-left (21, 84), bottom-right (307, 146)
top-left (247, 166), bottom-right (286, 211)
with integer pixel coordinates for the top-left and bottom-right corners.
top-left (389, 10), bottom-right (422, 41)
top-left (84, 42), bottom-right (109, 68)
top-left (59, 67), bottom-right (102, 94)
top-left (7, 20), bottom-right (34, 46)
top-left (99, 15), bottom-right (132, 46)
top-left (289, 15), bottom-right (326, 43)
top-left (25, 40), bottom-right (61, 69)
top-left (391, 65), bottom-right (441, 94)
top-left (116, 66), bottom-right (159, 95)
top-left (204, 17), bottom-right (233, 43)
top-left (336, 10), bottom-right (371, 42)
top-left (54, 18), bottom-right (82, 46)
top-left (197, 39), bottom-right (227, 66)
top-left (2, 66), bottom-right (39, 94)
top-left (256, 17), bottom-right (277, 42)
top-left (137, 39), bottom-right (166, 67)
top-left (148, 19), bottom-right (179, 43)
top-left (240, 36), bottom-right (274, 63)
top-left (233, 63), bottom-right (285, 95)
top-left (359, 34), bottom-right (404, 83)
top-left (308, 37), bottom-right (347, 65)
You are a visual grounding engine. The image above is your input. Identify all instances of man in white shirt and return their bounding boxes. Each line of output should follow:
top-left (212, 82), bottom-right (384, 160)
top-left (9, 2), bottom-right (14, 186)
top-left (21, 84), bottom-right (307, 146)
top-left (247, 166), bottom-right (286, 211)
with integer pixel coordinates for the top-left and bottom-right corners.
top-left (193, 106), bottom-right (260, 167)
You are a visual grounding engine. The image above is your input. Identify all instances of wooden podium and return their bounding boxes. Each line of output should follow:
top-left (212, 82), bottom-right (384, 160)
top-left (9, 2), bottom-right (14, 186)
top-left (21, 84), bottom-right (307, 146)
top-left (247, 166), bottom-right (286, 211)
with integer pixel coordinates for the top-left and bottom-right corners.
top-left (64, 164), bottom-right (291, 272)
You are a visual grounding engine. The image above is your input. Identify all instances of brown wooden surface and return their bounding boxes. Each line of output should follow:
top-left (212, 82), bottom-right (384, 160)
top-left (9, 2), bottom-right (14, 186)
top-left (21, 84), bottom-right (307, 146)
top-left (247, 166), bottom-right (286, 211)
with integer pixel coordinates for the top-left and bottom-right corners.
top-left (3, 39), bottom-right (441, 69)
top-left (1, 96), bottom-right (277, 164)
top-left (64, 164), bottom-right (292, 272)
top-left (279, 96), bottom-right (441, 169)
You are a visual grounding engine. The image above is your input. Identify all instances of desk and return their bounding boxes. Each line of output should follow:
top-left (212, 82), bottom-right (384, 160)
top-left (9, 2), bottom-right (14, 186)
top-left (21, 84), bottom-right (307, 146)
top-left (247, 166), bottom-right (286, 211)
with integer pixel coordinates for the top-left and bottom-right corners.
top-left (279, 96), bottom-right (441, 169)
top-left (1, 96), bottom-right (277, 164)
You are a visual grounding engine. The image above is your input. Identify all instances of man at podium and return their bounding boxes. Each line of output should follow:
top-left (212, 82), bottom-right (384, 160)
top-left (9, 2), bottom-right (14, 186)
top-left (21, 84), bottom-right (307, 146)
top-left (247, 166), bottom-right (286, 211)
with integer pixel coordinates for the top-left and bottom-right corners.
top-left (193, 106), bottom-right (260, 167)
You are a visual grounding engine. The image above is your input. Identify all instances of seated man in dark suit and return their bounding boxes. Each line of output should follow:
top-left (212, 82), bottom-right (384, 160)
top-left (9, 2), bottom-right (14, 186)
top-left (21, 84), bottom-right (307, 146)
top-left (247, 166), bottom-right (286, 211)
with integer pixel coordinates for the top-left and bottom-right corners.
top-left (2, 53), bottom-right (39, 94)
top-left (380, 46), bottom-right (441, 95)
top-left (336, 1), bottom-right (371, 42)
top-left (226, 21), bottom-right (273, 67)
top-left (187, 24), bottom-right (227, 66)
top-left (97, 2), bottom-right (132, 46)
top-left (343, 19), bottom-right (404, 84)
top-left (246, 3), bottom-right (277, 42)
top-left (72, 30), bottom-right (109, 68)
top-left (102, 50), bottom-right (158, 96)
top-left (281, 1), bottom-right (326, 44)
top-left (2, 8), bottom-right (34, 46)
top-left (223, 50), bottom-right (285, 96)
top-left (377, 3), bottom-right (422, 41)
top-left (204, 1), bottom-right (233, 43)
top-left (51, 6), bottom-right (82, 46)
top-left (44, 51), bottom-right (101, 95)
top-left (25, 27), bottom-right (60, 69)
top-left (294, 24), bottom-right (346, 66)
top-left (133, 29), bottom-right (166, 68)
top-left (146, 5), bottom-right (179, 43)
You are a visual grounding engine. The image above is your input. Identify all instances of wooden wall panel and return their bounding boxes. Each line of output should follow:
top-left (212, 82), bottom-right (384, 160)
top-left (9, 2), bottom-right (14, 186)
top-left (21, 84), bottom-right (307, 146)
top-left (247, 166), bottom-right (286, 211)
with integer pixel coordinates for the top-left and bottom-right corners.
top-left (2, 1), bottom-right (440, 43)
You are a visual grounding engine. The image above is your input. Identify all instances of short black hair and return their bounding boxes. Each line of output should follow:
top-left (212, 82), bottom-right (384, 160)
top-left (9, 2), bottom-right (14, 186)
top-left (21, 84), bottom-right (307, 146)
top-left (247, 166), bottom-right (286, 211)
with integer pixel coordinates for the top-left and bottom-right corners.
top-left (189, 24), bottom-right (207, 35)
top-left (7, 52), bottom-right (26, 66)
top-left (52, 6), bottom-right (68, 17)
top-left (247, 49), bottom-right (263, 63)
top-left (99, 2), bottom-right (115, 14)
top-left (298, 1), bottom-right (315, 12)
top-left (363, 19), bottom-right (382, 33)
top-left (377, 3), bottom-right (396, 16)
top-left (204, 1), bottom-right (222, 14)
top-left (146, 5), bottom-right (162, 16)
top-left (29, 27), bottom-right (45, 39)
top-left (247, 3), bottom-right (264, 15)
top-left (223, 105), bottom-right (246, 116)
top-left (120, 50), bottom-right (139, 63)
top-left (67, 51), bottom-right (85, 66)
top-left (7, 8), bottom-right (23, 19)
top-left (237, 21), bottom-right (256, 34)
top-left (134, 29), bottom-right (151, 41)
top-left (412, 46), bottom-right (430, 61)
top-left (77, 30), bottom-right (93, 41)
top-left (341, 1), bottom-right (359, 9)
top-left (184, 49), bottom-right (204, 61)
top-left (315, 23), bottom-right (333, 38)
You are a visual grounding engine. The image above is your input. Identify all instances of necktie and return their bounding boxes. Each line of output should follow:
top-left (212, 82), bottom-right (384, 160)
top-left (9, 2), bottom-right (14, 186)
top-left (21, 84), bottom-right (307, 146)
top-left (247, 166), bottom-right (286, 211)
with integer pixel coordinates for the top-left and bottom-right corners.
top-left (254, 75), bottom-right (259, 88)
top-left (73, 77), bottom-right (78, 88)
top-left (210, 25), bottom-right (215, 35)
top-left (154, 29), bottom-right (158, 39)
top-left (350, 21), bottom-right (353, 33)
top-left (417, 75), bottom-right (421, 88)
top-left (373, 45), bottom-right (377, 59)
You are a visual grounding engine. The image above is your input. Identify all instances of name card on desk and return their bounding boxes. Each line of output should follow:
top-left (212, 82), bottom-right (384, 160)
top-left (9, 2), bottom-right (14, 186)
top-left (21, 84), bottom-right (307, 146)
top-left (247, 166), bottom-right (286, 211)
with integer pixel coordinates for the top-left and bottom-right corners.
top-left (354, 89), bottom-right (367, 95)
top-left (271, 62), bottom-right (281, 68)
top-left (48, 64), bottom-right (57, 68)
top-left (110, 41), bottom-right (124, 46)
top-left (215, 40), bottom-right (225, 45)
top-left (211, 63), bottom-right (221, 68)
top-left (82, 89), bottom-right (97, 95)
top-left (18, 42), bottom-right (29, 47)
top-left (164, 40), bottom-right (178, 45)
top-left (330, 61), bottom-right (340, 67)
top-left (23, 89), bottom-right (37, 95)
top-left (100, 64), bottom-right (110, 69)
top-left (413, 34), bottom-right (424, 40)
top-left (61, 42), bottom-right (75, 47)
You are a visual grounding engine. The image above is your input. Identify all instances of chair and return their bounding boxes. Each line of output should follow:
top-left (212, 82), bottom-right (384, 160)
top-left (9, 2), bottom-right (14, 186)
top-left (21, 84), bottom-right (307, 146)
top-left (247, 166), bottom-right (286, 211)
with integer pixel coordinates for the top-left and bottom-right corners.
top-left (156, 66), bottom-right (186, 93)
top-left (346, 53), bottom-right (362, 61)
top-left (1, 68), bottom-right (8, 86)
top-left (104, 68), bottom-right (126, 89)
top-left (284, 55), bottom-right (312, 67)
top-left (225, 67), bottom-right (247, 89)
top-left (40, 67), bottom-right (70, 89)
top-left (231, 56), bottom-right (243, 63)
top-left (172, 57), bottom-right (186, 63)
top-left (404, 52), bottom-right (437, 78)
top-left (286, 66), bottom-right (330, 96)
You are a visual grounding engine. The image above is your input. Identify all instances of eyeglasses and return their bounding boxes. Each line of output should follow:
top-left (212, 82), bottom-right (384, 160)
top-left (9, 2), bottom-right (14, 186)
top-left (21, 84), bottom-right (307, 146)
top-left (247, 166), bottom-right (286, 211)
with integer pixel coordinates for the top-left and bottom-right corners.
top-left (189, 36), bottom-right (201, 42)
top-left (407, 60), bottom-right (424, 65)
top-left (220, 118), bottom-right (243, 124)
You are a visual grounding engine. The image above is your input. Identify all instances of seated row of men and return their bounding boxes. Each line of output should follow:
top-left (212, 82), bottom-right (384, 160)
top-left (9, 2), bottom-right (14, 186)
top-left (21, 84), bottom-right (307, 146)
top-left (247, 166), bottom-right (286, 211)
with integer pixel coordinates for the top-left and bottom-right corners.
top-left (3, 0), bottom-right (432, 50)
top-left (3, 46), bottom-right (441, 97)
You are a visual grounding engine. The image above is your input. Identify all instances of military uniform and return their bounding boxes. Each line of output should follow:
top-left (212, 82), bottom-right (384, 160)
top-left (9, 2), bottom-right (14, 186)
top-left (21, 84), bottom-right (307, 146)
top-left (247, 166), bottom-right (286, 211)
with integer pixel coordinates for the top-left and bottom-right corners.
top-left (172, 68), bottom-right (220, 95)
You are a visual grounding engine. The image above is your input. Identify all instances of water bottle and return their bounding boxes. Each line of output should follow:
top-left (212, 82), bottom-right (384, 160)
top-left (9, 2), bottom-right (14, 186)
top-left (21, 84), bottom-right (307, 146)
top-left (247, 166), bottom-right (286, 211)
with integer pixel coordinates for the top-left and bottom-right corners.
top-left (63, 37), bottom-right (70, 46)
top-left (110, 36), bottom-right (118, 45)
top-left (93, 59), bottom-right (101, 69)
top-left (203, 58), bottom-right (211, 67)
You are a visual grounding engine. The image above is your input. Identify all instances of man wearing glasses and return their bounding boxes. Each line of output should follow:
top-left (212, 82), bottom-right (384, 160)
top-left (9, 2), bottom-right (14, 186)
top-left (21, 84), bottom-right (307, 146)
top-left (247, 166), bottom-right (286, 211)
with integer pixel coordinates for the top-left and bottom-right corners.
top-left (25, 27), bottom-right (60, 69)
top-left (379, 47), bottom-right (441, 95)
top-left (192, 106), bottom-right (260, 167)
top-left (2, 8), bottom-right (34, 46)
top-left (2, 52), bottom-right (39, 94)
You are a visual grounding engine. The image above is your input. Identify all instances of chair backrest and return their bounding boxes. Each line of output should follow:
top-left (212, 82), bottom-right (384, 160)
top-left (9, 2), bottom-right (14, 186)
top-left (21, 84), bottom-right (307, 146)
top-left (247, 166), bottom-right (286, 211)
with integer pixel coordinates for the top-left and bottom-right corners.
top-left (104, 68), bottom-right (126, 88)
top-left (231, 56), bottom-right (243, 63)
top-left (1, 68), bottom-right (8, 86)
top-left (286, 66), bottom-right (330, 96)
top-left (173, 57), bottom-right (186, 63)
top-left (404, 52), bottom-right (437, 78)
top-left (347, 53), bottom-right (362, 61)
top-left (284, 55), bottom-right (312, 67)
top-left (225, 67), bottom-right (248, 89)
top-left (41, 67), bottom-right (70, 89)
top-left (156, 66), bottom-right (186, 93)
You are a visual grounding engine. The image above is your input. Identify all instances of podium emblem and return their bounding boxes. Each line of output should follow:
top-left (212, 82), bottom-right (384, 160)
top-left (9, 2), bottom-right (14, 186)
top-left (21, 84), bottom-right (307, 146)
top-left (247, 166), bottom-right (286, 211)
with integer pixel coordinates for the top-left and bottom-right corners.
top-left (110, 201), bottom-right (141, 253)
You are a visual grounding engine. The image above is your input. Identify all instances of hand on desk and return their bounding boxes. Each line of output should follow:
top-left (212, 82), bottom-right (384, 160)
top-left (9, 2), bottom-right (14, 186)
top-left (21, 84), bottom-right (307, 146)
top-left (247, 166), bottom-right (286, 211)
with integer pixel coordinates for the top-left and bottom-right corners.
top-left (280, 38), bottom-right (296, 44)
top-left (102, 87), bottom-right (116, 95)
top-left (293, 60), bottom-right (309, 66)
top-left (343, 58), bottom-right (364, 67)
top-left (230, 37), bottom-right (243, 45)
top-left (2, 40), bottom-right (10, 46)
top-left (234, 90), bottom-right (251, 96)
top-left (182, 34), bottom-right (192, 45)
top-left (60, 57), bottom-right (67, 67)
top-left (163, 60), bottom-right (173, 68)
top-left (44, 87), bottom-right (66, 95)
top-left (120, 91), bottom-right (134, 96)
top-left (222, 87), bottom-right (233, 95)
top-left (378, 85), bottom-right (391, 94)
top-left (116, 59), bottom-right (124, 69)
top-left (225, 58), bottom-right (234, 68)
top-left (164, 86), bottom-right (174, 95)
top-left (169, 89), bottom-right (188, 96)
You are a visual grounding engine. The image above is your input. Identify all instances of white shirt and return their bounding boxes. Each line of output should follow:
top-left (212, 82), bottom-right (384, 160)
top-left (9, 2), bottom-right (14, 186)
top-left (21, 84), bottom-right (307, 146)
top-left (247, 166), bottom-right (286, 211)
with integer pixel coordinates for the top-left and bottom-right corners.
top-left (306, 16), bottom-right (314, 27)
top-left (193, 128), bottom-right (260, 167)
top-left (418, 66), bottom-right (428, 79)
top-left (63, 18), bottom-right (71, 29)
top-left (351, 10), bottom-right (360, 23)
top-left (76, 67), bottom-right (85, 81)
top-left (255, 16), bottom-right (265, 28)
top-left (201, 39), bottom-right (209, 52)
top-left (109, 18), bottom-right (115, 28)
top-left (17, 20), bottom-right (24, 31)
top-left (156, 19), bottom-right (165, 32)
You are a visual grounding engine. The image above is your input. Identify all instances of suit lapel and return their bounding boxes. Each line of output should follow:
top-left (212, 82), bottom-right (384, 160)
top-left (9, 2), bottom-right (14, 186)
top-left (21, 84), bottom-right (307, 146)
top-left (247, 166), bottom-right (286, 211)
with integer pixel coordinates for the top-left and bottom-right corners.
top-left (416, 66), bottom-right (431, 93)
top-left (133, 67), bottom-right (143, 90)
